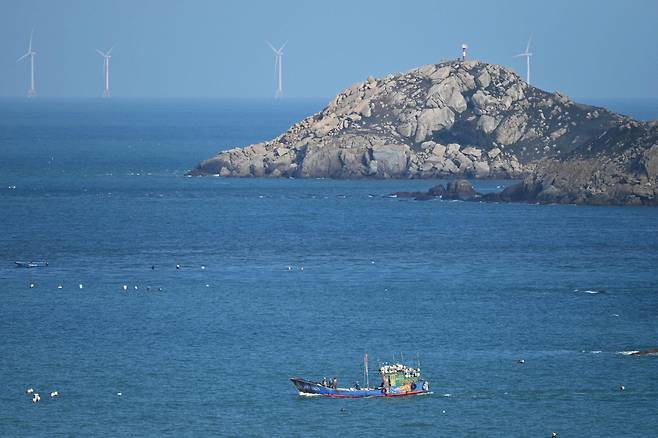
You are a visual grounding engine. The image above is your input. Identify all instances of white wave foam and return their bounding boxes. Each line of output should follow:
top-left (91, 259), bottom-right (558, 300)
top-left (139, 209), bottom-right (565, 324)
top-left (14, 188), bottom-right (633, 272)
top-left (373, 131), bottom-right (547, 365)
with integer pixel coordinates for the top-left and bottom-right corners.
top-left (618, 350), bottom-right (639, 356)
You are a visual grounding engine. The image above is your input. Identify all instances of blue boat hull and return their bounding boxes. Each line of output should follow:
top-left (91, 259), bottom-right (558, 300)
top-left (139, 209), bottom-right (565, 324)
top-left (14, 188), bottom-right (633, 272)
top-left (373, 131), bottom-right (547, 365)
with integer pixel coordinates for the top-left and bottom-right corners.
top-left (290, 378), bottom-right (429, 398)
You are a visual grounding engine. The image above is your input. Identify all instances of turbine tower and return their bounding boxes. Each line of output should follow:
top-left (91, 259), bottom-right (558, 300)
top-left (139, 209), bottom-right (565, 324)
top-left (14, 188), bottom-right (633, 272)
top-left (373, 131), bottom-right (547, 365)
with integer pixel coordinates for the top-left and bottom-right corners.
top-left (266, 41), bottom-right (286, 98)
top-left (96, 47), bottom-right (114, 97)
top-left (514, 36), bottom-right (532, 85)
top-left (17, 30), bottom-right (37, 97)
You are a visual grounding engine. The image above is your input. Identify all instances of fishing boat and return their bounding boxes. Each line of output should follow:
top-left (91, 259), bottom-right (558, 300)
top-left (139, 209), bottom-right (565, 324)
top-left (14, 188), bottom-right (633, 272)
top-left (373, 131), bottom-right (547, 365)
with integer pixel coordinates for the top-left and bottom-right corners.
top-left (290, 354), bottom-right (430, 398)
top-left (15, 261), bottom-right (48, 268)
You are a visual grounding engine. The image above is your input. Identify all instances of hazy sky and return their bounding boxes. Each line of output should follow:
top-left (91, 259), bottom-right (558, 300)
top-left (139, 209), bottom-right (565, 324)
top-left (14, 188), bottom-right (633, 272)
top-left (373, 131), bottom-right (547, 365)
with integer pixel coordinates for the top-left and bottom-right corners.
top-left (0, 0), bottom-right (656, 99)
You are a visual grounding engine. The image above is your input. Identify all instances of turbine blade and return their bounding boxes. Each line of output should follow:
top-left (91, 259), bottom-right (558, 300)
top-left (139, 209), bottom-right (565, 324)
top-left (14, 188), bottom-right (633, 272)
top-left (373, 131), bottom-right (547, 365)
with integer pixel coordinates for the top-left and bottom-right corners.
top-left (525, 35), bottom-right (532, 53)
top-left (96, 49), bottom-right (105, 57)
top-left (513, 53), bottom-right (526, 58)
top-left (266, 40), bottom-right (277, 53)
top-left (107, 45), bottom-right (114, 55)
top-left (17, 52), bottom-right (29, 62)
top-left (279, 41), bottom-right (287, 52)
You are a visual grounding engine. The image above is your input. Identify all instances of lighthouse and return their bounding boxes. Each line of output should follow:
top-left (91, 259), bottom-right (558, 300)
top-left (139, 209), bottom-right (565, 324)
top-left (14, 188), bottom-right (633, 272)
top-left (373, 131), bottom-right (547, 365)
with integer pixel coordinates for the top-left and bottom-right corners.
top-left (461, 43), bottom-right (468, 61)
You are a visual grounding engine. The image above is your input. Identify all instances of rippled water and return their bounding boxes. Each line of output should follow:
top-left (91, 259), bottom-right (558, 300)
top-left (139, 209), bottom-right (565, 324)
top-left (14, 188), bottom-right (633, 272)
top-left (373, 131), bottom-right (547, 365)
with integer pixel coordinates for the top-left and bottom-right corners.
top-left (1, 99), bottom-right (657, 436)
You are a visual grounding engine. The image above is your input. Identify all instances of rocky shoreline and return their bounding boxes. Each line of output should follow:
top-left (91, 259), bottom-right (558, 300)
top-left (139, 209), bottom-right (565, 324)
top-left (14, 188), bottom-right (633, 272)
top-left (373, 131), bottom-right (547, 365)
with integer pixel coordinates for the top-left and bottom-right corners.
top-left (189, 59), bottom-right (658, 206)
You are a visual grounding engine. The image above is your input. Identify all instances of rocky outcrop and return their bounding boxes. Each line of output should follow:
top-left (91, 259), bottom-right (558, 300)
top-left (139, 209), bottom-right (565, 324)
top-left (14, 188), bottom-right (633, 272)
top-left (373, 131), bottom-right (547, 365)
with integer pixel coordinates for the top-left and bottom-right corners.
top-left (189, 59), bottom-right (658, 206)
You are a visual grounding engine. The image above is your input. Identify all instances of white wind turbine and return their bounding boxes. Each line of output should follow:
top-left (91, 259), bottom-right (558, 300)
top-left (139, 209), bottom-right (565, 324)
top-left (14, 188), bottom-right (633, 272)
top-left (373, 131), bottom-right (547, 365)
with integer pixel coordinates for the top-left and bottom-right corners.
top-left (17, 30), bottom-right (37, 97)
top-left (96, 46), bottom-right (114, 97)
top-left (266, 41), bottom-right (286, 98)
top-left (514, 35), bottom-right (533, 85)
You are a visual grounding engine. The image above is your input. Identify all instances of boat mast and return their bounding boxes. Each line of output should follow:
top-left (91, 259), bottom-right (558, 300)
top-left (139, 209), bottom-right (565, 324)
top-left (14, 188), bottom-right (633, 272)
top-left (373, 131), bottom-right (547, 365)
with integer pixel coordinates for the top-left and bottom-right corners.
top-left (364, 352), bottom-right (369, 389)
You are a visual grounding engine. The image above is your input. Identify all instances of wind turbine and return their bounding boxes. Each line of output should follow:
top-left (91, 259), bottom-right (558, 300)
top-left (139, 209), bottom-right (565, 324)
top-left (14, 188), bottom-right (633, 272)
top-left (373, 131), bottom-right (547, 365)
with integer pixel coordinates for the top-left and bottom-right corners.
top-left (514, 35), bottom-right (532, 85)
top-left (17, 30), bottom-right (37, 97)
top-left (96, 47), bottom-right (114, 97)
top-left (266, 41), bottom-right (286, 98)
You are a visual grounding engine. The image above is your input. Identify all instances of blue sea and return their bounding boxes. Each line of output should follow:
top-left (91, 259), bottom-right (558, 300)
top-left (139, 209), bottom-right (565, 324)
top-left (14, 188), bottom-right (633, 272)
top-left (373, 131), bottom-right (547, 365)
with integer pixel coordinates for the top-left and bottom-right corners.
top-left (1, 97), bottom-right (657, 437)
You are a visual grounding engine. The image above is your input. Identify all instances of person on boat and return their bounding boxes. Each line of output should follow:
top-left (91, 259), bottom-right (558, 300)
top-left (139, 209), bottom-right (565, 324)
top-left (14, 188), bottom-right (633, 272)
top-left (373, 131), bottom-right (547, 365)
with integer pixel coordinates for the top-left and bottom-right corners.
top-left (322, 377), bottom-right (328, 387)
top-left (354, 381), bottom-right (360, 390)
top-left (332, 378), bottom-right (337, 389)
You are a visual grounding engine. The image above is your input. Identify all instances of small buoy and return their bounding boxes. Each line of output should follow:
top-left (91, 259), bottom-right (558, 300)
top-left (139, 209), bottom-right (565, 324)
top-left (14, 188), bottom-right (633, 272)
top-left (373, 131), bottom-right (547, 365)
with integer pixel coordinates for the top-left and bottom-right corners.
top-left (517, 359), bottom-right (525, 364)
top-left (287, 266), bottom-right (292, 271)
top-left (300, 266), bottom-right (304, 271)
top-left (134, 285), bottom-right (138, 290)
top-left (122, 285), bottom-right (128, 291)
top-left (50, 391), bottom-right (59, 398)
top-left (201, 265), bottom-right (206, 270)
top-left (117, 392), bottom-right (122, 396)
top-left (205, 284), bottom-right (210, 287)
top-left (442, 410), bottom-right (446, 414)
top-left (57, 284), bottom-right (63, 289)
top-left (32, 393), bottom-right (40, 403)
top-left (79, 284), bottom-right (83, 289)
top-left (176, 264), bottom-right (180, 269)
top-left (371, 261), bottom-right (375, 264)
top-left (29, 283), bottom-right (35, 288)
top-left (26, 388), bottom-right (34, 395)
top-left (619, 385), bottom-right (625, 391)
top-left (551, 433), bottom-right (558, 438)
top-left (158, 287), bottom-right (163, 291)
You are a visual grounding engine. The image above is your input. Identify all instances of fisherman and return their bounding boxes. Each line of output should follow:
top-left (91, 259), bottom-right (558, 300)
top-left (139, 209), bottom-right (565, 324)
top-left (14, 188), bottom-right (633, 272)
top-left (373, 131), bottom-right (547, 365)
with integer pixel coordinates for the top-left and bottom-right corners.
top-left (322, 377), bottom-right (328, 387)
top-left (355, 381), bottom-right (360, 390)
top-left (332, 378), bottom-right (337, 389)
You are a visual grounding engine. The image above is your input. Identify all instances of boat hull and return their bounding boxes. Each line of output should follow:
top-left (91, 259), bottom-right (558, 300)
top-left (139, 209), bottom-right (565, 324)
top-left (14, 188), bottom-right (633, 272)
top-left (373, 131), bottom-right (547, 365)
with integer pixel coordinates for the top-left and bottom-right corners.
top-left (290, 378), bottom-right (429, 398)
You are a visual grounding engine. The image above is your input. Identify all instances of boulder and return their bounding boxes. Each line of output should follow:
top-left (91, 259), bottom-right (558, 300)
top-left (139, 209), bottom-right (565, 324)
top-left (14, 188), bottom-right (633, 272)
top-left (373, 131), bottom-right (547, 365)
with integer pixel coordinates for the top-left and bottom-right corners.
top-left (414, 108), bottom-right (455, 143)
top-left (371, 144), bottom-right (410, 177)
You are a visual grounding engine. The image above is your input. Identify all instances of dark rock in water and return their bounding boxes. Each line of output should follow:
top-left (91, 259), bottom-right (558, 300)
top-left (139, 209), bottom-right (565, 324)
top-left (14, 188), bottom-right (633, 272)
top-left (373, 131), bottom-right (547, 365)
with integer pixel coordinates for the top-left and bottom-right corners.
top-left (413, 193), bottom-right (435, 201)
top-left (444, 180), bottom-right (480, 201)
top-left (427, 184), bottom-right (446, 197)
top-left (189, 59), bottom-right (658, 206)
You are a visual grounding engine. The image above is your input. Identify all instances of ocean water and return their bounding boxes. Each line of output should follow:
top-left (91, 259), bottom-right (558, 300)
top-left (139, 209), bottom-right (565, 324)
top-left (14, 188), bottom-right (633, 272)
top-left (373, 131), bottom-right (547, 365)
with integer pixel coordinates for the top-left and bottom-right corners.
top-left (1, 98), bottom-right (657, 437)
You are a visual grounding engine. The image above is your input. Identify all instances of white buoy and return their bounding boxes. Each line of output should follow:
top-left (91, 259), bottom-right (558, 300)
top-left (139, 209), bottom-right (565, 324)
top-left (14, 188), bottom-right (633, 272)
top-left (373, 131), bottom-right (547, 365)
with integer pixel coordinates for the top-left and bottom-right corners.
top-left (134, 285), bottom-right (138, 290)
top-left (517, 359), bottom-right (525, 364)
top-left (32, 393), bottom-right (40, 403)
top-left (201, 265), bottom-right (206, 270)
top-left (57, 285), bottom-right (63, 289)
top-left (122, 285), bottom-right (128, 291)
top-left (50, 391), bottom-right (59, 398)
top-left (29, 283), bottom-right (35, 288)
top-left (176, 264), bottom-right (180, 269)
top-left (117, 392), bottom-right (122, 396)
top-left (79, 284), bottom-right (83, 289)
top-left (287, 266), bottom-right (292, 271)
top-left (26, 387), bottom-right (34, 395)
top-left (300, 266), bottom-right (304, 271)
top-left (205, 284), bottom-right (210, 287)
top-left (620, 384), bottom-right (625, 391)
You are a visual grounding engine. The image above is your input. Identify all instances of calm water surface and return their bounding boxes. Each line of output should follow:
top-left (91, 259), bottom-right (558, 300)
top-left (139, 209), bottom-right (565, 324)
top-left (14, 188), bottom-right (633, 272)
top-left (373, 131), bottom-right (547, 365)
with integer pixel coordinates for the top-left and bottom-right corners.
top-left (0, 98), bottom-right (657, 437)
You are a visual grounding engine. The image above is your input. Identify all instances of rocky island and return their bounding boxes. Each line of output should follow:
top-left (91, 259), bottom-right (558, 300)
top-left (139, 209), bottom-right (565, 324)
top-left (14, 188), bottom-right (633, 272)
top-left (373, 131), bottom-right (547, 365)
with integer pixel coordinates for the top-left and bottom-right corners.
top-left (189, 60), bottom-right (658, 206)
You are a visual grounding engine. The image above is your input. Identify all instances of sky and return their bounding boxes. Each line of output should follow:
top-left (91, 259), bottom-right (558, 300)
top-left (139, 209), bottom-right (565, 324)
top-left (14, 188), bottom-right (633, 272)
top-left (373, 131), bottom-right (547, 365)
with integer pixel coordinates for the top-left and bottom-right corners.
top-left (0, 0), bottom-right (656, 99)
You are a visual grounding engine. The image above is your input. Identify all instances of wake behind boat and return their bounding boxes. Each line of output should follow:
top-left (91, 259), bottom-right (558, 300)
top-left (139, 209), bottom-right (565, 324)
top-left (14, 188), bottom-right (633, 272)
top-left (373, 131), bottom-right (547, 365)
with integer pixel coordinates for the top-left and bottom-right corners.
top-left (291, 356), bottom-right (430, 398)
top-left (15, 261), bottom-right (48, 268)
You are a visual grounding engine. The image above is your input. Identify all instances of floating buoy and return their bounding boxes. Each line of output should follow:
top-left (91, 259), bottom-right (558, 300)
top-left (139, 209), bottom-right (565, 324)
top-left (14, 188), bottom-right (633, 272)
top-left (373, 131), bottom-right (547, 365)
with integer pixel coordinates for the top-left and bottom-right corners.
top-left (134, 285), bottom-right (138, 290)
top-left (26, 388), bottom-right (34, 395)
top-left (287, 266), bottom-right (292, 271)
top-left (57, 285), bottom-right (63, 289)
top-left (50, 391), bottom-right (59, 398)
top-left (176, 264), bottom-right (180, 270)
top-left (122, 285), bottom-right (128, 291)
top-left (29, 283), bottom-right (35, 288)
top-left (619, 385), bottom-right (625, 391)
top-left (205, 284), bottom-right (210, 287)
top-left (158, 287), bottom-right (163, 292)
top-left (201, 265), bottom-right (206, 270)
top-left (79, 284), bottom-right (83, 289)
top-left (32, 393), bottom-right (40, 403)
top-left (517, 359), bottom-right (525, 364)
top-left (300, 266), bottom-right (304, 271)
top-left (117, 392), bottom-right (122, 396)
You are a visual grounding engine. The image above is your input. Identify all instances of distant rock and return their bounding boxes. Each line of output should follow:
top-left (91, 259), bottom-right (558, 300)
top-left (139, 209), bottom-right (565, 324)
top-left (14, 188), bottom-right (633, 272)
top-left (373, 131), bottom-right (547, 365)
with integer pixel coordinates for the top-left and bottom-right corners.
top-left (189, 59), bottom-right (658, 206)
